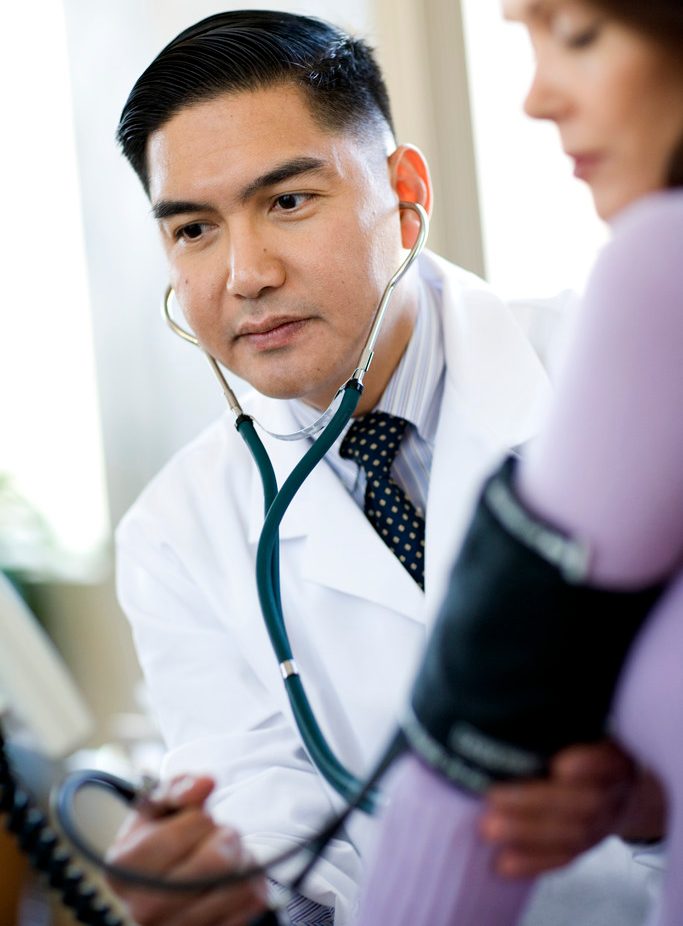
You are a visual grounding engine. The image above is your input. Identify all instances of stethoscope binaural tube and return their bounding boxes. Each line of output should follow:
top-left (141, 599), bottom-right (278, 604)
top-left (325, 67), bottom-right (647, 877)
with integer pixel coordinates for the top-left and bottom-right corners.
top-left (162, 202), bottom-right (429, 812)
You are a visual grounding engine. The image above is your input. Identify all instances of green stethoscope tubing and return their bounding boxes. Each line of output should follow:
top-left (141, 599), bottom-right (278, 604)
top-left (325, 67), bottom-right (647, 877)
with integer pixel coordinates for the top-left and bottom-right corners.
top-left (240, 382), bottom-right (379, 811)
top-left (162, 202), bottom-right (428, 816)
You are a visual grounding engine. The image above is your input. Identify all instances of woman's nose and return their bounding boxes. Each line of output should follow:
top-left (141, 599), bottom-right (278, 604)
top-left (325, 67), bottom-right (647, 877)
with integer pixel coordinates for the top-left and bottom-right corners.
top-left (523, 60), bottom-right (570, 123)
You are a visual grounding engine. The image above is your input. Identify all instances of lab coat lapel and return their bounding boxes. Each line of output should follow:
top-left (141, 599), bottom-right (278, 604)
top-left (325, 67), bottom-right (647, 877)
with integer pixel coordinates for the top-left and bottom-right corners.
top-left (423, 252), bottom-right (553, 616)
top-left (299, 458), bottom-right (426, 621)
top-left (245, 393), bottom-right (425, 622)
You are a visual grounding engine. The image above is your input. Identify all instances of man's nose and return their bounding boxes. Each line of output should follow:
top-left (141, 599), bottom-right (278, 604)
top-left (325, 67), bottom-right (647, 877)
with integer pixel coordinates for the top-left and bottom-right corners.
top-left (225, 225), bottom-right (286, 299)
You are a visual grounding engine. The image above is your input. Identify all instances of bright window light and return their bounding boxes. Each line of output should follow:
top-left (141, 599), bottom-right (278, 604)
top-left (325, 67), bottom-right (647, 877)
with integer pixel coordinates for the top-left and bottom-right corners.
top-left (0, 1), bottom-right (109, 577)
top-left (461, 0), bottom-right (608, 298)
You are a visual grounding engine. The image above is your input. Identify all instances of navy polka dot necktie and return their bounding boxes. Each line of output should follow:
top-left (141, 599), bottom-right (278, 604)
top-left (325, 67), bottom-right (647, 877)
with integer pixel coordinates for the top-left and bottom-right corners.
top-left (340, 412), bottom-right (425, 589)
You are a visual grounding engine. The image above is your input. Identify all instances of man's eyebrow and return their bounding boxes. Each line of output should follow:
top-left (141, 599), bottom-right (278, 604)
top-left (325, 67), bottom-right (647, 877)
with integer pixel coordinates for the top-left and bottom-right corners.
top-left (151, 157), bottom-right (330, 222)
top-left (236, 156), bottom-right (329, 203)
top-left (152, 199), bottom-right (214, 221)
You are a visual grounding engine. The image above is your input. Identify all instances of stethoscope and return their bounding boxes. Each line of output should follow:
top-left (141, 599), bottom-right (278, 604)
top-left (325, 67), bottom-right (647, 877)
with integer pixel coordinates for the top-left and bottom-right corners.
top-left (50, 203), bottom-right (428, 920)
top-left (162, 201), bottom-right (429, 813)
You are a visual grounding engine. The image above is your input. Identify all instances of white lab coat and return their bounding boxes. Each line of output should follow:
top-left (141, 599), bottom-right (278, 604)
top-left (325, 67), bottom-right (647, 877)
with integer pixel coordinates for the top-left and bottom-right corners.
top-left (116, 251), bottom-right (563, 923)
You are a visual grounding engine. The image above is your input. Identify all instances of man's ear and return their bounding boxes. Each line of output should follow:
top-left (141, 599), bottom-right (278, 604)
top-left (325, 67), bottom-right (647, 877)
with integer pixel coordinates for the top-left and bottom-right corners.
top-left (387, 145), bottom-right (433, 249)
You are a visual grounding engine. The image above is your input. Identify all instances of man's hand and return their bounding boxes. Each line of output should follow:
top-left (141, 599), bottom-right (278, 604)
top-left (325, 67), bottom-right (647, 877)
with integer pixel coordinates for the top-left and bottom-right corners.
top-left (106, 774), bottom-right (268, 926)
top-left (479, 741), bottom-right (666, 878)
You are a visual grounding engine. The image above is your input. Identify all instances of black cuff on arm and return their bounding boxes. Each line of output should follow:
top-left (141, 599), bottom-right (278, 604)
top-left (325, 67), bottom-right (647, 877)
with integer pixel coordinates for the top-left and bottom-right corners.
top-left (404, 456), bottom-right (663, 793)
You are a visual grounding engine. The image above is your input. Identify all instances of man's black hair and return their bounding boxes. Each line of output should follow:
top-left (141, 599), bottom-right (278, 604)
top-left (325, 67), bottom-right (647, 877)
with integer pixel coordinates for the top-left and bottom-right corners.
top-left (117, 10), bottom-right (395, 195)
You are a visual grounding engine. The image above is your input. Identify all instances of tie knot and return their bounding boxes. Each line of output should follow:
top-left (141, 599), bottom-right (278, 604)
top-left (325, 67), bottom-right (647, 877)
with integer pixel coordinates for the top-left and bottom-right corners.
top-left (339, 412), bottom-right (409, 476)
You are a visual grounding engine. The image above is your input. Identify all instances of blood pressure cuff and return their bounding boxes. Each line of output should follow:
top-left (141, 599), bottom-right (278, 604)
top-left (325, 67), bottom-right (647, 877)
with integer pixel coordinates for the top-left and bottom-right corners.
top-left (403, 456), bottom-right (664, 794)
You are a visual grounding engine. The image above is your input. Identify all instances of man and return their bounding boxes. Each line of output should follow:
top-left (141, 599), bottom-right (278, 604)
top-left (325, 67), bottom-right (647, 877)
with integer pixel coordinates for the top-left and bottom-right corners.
top-left (111, 11), bottom-right (658, 926)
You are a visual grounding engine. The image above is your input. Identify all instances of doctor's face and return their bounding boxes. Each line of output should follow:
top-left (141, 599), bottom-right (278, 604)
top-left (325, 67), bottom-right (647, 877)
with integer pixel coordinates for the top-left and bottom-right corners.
top-left (504, 0), bottom-right (683, 220)
top-left (147, 84), bottom-right (426, 413)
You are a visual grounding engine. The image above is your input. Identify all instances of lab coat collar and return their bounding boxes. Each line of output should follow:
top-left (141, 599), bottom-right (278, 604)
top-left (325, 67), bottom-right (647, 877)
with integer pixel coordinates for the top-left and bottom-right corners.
top-left (420, 250), bottom-right (553, 613)
top-left (421, 250), bottom-right (552, 449)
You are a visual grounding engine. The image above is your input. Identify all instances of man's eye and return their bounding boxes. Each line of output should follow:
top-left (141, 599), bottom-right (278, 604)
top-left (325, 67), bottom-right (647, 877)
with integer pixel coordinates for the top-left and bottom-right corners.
top-left (273, 193), bottom-right (309, 211)
top-left (176, 223), bottom-right (205, 241)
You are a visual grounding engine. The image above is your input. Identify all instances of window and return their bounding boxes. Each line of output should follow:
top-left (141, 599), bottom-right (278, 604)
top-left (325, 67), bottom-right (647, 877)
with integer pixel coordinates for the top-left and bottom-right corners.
top-left (0, 1), bottom-right (109, 577)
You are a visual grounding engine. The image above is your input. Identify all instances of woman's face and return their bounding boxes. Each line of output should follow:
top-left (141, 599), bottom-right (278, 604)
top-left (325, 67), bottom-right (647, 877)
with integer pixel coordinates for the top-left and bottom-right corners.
top-left (503, 0), bottom-right (683, 220)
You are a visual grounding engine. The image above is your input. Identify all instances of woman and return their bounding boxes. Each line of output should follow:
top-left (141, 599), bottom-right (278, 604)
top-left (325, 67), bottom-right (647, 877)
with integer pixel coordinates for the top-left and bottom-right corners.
top-left (356, 2), bottom-right (683, 924)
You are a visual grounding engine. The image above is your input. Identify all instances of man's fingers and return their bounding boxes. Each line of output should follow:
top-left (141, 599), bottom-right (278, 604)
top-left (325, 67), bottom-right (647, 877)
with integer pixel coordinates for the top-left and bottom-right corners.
top-left (106, 778), bottom-right (261, 926)
top-left (111, 825), bottom-right (263, 926)
top-left (163, 884), bottom-right (266, 926)
top-left (115, 775), bottom-right (216, 842)
top-left (163, 831), bottom-right (267, 926)
top-left (122, 880), bottom-right (264, 926)
top-left (141, 774), bottom-right (216, 814)
top-left (167, 826), bottom-right (250, 882)
top-left (108, 808), bottom-right (216, 880)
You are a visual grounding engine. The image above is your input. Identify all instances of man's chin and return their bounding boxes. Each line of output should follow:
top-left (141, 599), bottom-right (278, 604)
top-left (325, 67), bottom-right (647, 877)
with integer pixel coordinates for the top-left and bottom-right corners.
top-left (239, 371), bottom-right (337, 410)
top-left (258, 383), bottom-right (332, 410)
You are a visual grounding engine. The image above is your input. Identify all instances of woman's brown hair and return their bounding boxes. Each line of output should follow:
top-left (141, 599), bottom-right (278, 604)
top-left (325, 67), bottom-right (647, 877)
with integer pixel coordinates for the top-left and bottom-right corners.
top-left (589, 0), bottom-right (683, 187)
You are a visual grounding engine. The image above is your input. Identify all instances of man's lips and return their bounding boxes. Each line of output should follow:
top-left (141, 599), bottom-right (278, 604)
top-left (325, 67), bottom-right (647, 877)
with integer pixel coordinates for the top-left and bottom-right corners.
top-left (237, 315), bottom-right (305, 337)
top-left (236, 316), bottom-right (311, 349)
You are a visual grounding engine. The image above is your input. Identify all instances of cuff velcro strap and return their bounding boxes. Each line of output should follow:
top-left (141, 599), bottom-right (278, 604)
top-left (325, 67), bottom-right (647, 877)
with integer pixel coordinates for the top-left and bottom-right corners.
top-left (405, 456), bottom-right (663, 793)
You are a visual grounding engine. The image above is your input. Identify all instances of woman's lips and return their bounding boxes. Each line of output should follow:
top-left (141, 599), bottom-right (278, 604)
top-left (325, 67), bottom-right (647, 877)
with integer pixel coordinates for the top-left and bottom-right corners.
top-left (571, 153), bottom-right (603, 181)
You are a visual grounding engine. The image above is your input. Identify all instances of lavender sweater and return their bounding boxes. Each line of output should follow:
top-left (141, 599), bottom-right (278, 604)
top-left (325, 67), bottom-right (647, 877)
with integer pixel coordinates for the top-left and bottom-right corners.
top-left (356, 190), bottom-right (683, 926)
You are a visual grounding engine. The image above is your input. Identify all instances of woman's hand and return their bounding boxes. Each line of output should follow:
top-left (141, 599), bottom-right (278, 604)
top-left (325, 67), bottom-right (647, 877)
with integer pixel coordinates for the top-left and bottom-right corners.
top-left (480, 740), bottom-right (666, 877)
